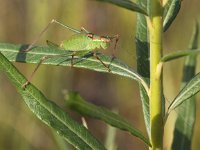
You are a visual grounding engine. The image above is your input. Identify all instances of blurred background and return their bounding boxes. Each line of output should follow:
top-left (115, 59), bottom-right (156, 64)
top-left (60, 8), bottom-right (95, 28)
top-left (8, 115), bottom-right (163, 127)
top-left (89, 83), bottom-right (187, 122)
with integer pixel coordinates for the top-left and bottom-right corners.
top-left (0, 0), bottom-right (199, 149)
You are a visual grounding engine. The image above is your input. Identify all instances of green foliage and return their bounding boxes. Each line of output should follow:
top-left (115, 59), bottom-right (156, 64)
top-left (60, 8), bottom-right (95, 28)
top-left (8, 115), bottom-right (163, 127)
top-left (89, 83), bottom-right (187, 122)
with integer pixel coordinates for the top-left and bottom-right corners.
top-left (94, 0), bottom-right (148, 15)
top-left (0, 42), bottom-right (149, 92)
top-left (168, 71), bottom-right (200, 112)
top-left (0, 52), bottom-right (106, 150)
top-left (0, 0), bottom-right (200, 149)
top-left (171, 22), bottom-right (199, 150)
top-left (161, 49), bottom-right (200, 62)
top-left (135, 0), bottom-right (150, 138)
top-left (65, 91), bottom-right (151, 146)
top-left (163, 0), bottom-right (182, 31)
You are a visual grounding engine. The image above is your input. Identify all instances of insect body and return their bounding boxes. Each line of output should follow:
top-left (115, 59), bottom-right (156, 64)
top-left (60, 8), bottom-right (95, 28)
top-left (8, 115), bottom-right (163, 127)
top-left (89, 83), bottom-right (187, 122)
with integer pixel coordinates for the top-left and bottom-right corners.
top-left (61, 33), bottom-right (111, 51)
top-left (22, 19), bottom-right (118, 88)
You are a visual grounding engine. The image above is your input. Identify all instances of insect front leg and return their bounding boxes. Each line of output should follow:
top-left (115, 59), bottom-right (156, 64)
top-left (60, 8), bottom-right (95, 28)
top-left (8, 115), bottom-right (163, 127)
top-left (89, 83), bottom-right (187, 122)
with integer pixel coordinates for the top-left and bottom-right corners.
top-left (113, 34), bottom-right (119, 50)
top-left (110, 34), bottom-right (119, 57)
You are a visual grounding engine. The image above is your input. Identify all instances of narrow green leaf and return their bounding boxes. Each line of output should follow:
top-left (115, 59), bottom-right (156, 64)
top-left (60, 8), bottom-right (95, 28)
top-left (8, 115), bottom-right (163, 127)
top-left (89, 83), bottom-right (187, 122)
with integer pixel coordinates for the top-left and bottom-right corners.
top-left (163, 0), bottom-right (182, 31)
top-left (0, 52), bottom-right (106, 150)
top-left (0, 42), bottom-right (149, 94)
top-left (65, 91), bottom-right (151, 147)
top-left (135, 0), bottom-right (150, 137)
top-left (138, 84), bottom-right (150, 135)
top-left (171, 22), bottom-right (198, 150)
top-left (94, 0), bottom-right (148, 15)
top-left (104, 116), bottom-right (117, 150)
top-left (51, 129), bottom-right (71, 150)
top-left (161, 49), bottom-right (200, 62)
top-left (171, 101), bottom-right (196, 150)
top-left (168, 71), bottom-right (200, 112)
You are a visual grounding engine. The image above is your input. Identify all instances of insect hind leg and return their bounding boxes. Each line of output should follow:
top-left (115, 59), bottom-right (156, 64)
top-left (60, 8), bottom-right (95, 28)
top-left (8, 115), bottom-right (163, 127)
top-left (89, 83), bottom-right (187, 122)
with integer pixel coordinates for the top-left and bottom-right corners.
top-left (22, 53), bottom-right (72, 89)
top-left (23, 20), bottom-right (56, 52)
top-left (22, 55), bottom-right (50, 89)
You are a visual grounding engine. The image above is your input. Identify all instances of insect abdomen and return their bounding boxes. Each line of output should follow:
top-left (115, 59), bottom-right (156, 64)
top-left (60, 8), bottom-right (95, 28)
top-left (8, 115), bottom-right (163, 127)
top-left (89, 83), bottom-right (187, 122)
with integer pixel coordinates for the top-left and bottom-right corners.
top-left (61, 34), bottom-right (97, 51)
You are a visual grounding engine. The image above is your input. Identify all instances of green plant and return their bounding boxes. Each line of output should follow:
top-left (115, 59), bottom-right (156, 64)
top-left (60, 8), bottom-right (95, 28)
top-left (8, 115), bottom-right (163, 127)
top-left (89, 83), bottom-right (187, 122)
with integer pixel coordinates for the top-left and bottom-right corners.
top-left (0, 0), bottom-right (199, 149)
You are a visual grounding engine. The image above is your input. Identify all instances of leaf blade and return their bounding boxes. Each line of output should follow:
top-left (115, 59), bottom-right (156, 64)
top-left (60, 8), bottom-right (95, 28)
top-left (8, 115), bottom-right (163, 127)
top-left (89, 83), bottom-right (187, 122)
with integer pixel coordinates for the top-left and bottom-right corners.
top-left (163, 0), bottom-right (182, 31)
top-left (135, 0), bottom-right (150, 137)
top-left (161, 49), bottom-right (200, 62)
top-left (94, 0), bottom-right (148, 15)
top-left (0, 52), bottom-right (106, 150)
top-left (0, 42), bottom-right (149, 93)
top-left (65, 91), bottom-right (151, 147)
top-left (168, 72), bottom-right (200, 112)
top-left (171, 22), bottom-right (198, 150)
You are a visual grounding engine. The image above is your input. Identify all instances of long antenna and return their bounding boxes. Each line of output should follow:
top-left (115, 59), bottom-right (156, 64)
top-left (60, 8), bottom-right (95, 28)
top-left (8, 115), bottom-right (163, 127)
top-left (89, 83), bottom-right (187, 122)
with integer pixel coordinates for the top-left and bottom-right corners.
top-left (23, 19), bottom-right (81, 52)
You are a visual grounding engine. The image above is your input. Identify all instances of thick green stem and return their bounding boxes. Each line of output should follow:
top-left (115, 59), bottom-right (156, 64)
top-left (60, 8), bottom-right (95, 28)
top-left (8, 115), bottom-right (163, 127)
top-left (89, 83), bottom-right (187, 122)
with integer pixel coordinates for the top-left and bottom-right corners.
top-left (149, 0), bottom-right (163, 149)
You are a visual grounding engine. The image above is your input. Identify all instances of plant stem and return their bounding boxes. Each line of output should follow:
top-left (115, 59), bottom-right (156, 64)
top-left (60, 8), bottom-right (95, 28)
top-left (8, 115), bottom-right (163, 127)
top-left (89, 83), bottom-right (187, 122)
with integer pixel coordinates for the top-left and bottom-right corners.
top-left (149, 0), bottom-right (163, 149)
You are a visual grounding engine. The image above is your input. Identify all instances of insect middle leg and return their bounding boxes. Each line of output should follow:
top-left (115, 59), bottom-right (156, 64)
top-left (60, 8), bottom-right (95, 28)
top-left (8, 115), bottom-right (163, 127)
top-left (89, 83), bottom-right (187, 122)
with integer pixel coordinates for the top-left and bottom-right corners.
top-left (93, 52), bottom-right (111, 72)
top-left (22, 55), bottom-right (50, 89)
top-left (70, 51), bottom-right (77, 67)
